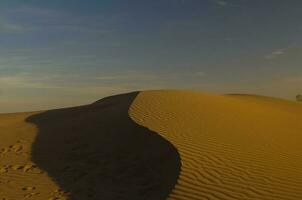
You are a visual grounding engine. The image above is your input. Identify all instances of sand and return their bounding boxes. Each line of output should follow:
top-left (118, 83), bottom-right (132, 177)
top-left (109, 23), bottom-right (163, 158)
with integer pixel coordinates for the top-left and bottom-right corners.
top-left (129, 90), bottom-right (302, 200)
top-left (1, 90), bottom-right (302, 199)
top-left (0, 111), bottom-right (60, 200)
top-left (0, 92), bottom-right (180, 200)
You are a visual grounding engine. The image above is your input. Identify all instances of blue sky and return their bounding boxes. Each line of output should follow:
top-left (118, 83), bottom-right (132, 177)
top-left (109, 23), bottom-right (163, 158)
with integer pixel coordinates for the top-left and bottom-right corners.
top-left (0, 0), bottom-right (302, 112)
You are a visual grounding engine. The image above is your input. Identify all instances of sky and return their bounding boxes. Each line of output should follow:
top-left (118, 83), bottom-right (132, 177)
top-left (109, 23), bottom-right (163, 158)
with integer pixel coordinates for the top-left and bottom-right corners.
top-left (0, 0), bottom-right (302, 113)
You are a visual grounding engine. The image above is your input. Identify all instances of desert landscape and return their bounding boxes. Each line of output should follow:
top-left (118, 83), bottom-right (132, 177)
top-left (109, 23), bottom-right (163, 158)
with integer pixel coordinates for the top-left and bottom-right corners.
top-left (1, 90), bottom-right (302, 199)
top-left (1, 1), bottom-right (302, 199)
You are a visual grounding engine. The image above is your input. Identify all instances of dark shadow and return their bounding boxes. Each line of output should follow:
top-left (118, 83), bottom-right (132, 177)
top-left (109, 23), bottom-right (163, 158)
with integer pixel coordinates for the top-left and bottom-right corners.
top-left (26, 92), bottom-right (181, 200)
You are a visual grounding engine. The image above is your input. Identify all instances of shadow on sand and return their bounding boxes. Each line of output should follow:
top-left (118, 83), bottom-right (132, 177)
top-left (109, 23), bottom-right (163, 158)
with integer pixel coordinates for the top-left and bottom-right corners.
top-left (26, 92), bottom-right (180, 200)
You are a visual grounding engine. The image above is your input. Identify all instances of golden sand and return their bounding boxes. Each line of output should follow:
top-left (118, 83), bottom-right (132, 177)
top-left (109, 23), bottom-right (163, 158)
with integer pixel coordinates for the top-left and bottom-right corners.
top-left (1, 90), bottom-right (302, 199)
top-left (0, 92), bottom-right (179, 200)
top-left (129, 90), bottom-right (302, 200)
top-left (0, 112), bottom-right (61, 199)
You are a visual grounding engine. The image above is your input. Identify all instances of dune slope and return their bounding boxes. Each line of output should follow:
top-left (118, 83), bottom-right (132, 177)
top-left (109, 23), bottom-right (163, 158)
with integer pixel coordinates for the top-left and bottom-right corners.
top-left (0, 92), bottom-right (180, 200)
top-left (129, 90), bottom-right (302, 200)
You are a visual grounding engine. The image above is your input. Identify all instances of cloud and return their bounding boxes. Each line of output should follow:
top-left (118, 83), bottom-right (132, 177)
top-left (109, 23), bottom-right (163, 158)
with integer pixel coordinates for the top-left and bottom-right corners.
top-left (195, 71), bottom-right (206, 76)
top-left (265, 48), bottom-right (286, 60)
top-left (283, 76), bottom-right (302, 84)
top-left (93, 70), bottom-right (207, 82)
top-left (0, 70), bottom-right (207, 90)
top-left (0, 18), bottom-right (25, 33)
top-left (0, 74), bottom-right (60, 89)
top-left (215, 0), bottom-right (228, 7)
top-left (3, 5), bottom-right (119, 36)
top-left (264, 44), bottom-right (302, 60)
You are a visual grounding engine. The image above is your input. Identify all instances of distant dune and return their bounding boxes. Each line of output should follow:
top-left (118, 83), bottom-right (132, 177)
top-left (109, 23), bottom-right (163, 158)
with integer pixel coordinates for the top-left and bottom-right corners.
top-left (1, 90), bottom-right (302, 200)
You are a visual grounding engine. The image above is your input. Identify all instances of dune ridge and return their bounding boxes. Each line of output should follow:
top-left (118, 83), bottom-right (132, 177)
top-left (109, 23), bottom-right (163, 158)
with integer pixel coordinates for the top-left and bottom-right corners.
top-left (129, 90), bottom-right (302, 200)
top-left (1, 90), bottom-right (302, 199)
top-left (0, 92), bottom-right (180, 200)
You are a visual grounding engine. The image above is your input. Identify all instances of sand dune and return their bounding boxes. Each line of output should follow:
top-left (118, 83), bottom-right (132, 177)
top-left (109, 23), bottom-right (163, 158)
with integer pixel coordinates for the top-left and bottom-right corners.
top-left (1, 90), bottom-right (302, 199)
top-left (0, 92), bottom-right (180, 200)
top-left (129, 90), bottom-right (302, 200)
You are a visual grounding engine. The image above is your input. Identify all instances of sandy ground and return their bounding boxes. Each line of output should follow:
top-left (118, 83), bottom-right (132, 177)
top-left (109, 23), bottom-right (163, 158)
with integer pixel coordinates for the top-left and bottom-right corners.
top-left (130, 90), bottom-right (302, 200)
top-left (0, 92), bottom-right (180, 200)
top-left (1, 90), bottom-right (302, 200)
top-left (0, 111), bottom-right (61, 200)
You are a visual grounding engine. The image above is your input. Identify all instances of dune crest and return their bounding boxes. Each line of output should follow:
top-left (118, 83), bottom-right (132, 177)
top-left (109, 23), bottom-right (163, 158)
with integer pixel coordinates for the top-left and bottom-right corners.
top-left (129, 90), bottom-right (302, 200)
top-left (2, 90), bottom-right (302, 199)
top-left (0, 92), bottom-right (180, 200)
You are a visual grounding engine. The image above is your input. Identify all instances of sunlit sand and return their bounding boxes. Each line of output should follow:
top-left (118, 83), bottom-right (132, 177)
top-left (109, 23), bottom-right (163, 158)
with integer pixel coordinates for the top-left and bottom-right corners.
top-left (130, 90), bottom-right (302, 200)
top-left (1, 90), bottom-right (302, 199)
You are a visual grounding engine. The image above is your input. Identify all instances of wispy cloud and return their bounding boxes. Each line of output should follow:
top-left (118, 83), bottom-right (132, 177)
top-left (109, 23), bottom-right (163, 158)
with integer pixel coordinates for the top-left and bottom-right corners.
top-left (264, 43), bottom-right (302, 61)
top-left (213, 0), bottom-right (245, 8)
top-left (283, 76), bottom-right (302, 84)
top-left (0, 70), bottom-right (208, 90)
top-left (215, 0), bottom-right (228, 7)
top-left (4, 5), bottom-right (120, 35)
top-left (195, 71), bottom-right (207, 76)
top-left (93, 70), bottom-right (207, 82)
top-left (0, 17), bottom-right (25, 33)
top-left (0, 73), bottom-right (63, 89)
top-left (265, 48), bottom-right (287, 60)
